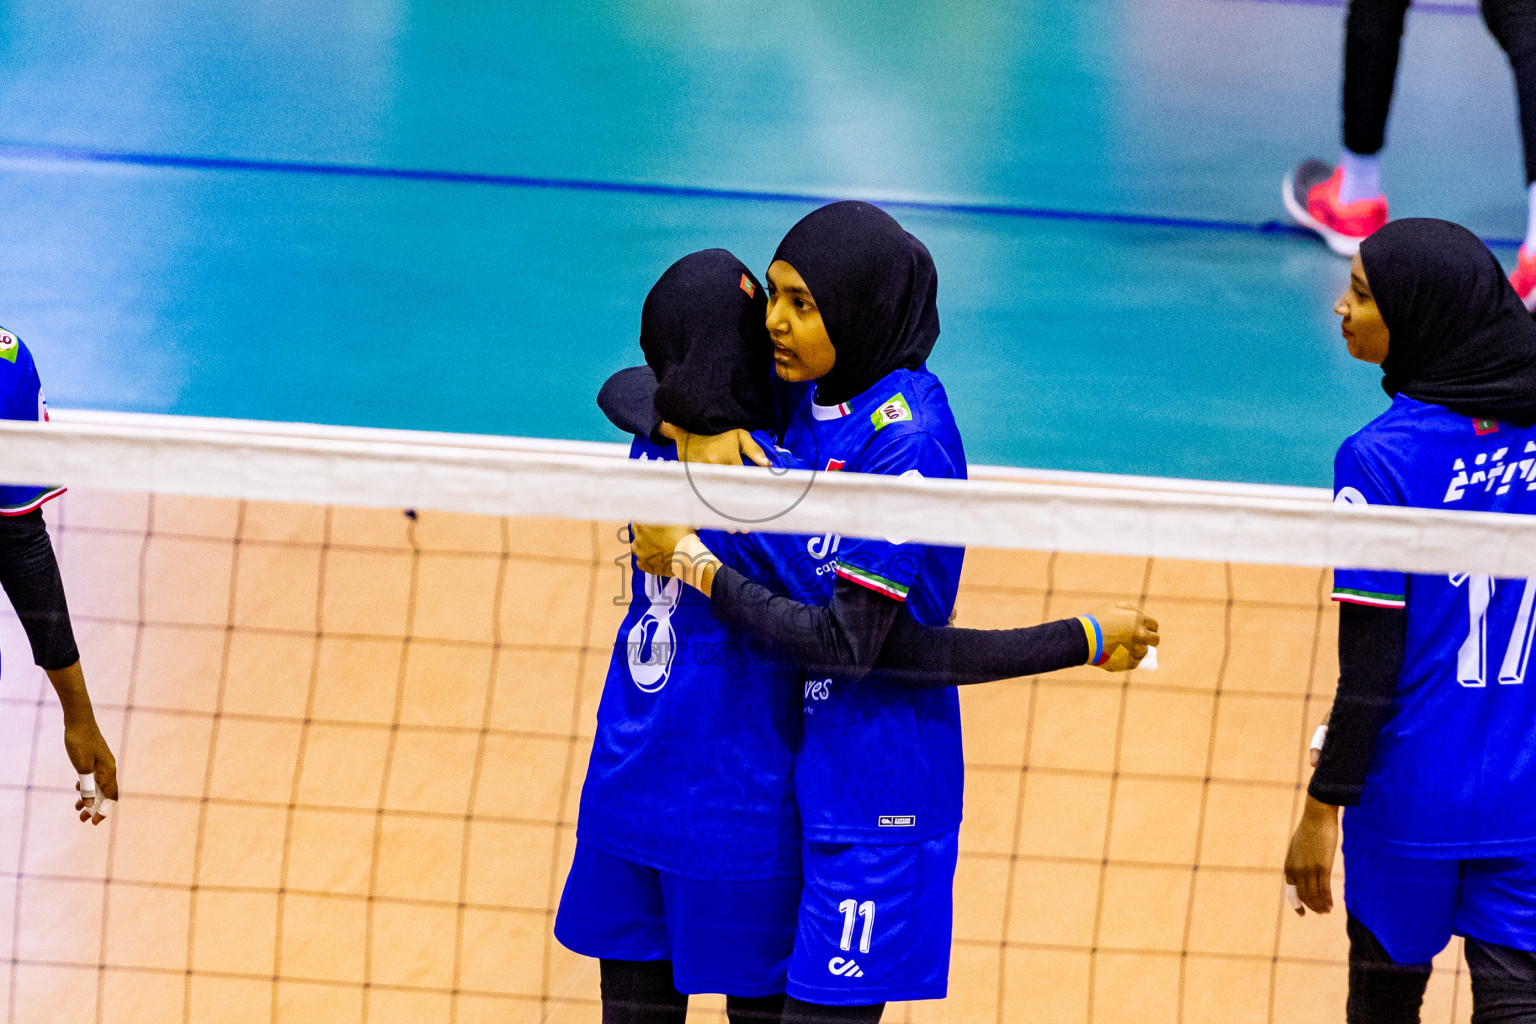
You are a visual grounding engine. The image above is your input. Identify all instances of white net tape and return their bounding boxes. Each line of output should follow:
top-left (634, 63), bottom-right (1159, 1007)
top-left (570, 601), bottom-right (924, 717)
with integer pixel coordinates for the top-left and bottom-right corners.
top-left (2, 411), bottom-right (1533, 578)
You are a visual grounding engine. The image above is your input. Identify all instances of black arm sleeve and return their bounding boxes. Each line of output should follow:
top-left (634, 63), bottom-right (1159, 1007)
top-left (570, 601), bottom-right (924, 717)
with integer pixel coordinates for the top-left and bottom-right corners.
top-left (0, 509), bottom-right (80, 670)
top-left (711, 569), bottom-right (901, 678)
top-left (875, 613), bottom-right (1089, 685)
top-left (1308, 602), bottom-right (1406, 806)
top-left (597, 365), bottom-right (664, 445)
top-left (710, 566), bottom-right (1089, 685)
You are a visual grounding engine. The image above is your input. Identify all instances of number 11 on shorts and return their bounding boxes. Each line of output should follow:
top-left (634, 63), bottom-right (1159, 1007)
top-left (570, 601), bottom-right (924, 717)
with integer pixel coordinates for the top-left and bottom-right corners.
top-left (838, 899), bottom-right (876, 953)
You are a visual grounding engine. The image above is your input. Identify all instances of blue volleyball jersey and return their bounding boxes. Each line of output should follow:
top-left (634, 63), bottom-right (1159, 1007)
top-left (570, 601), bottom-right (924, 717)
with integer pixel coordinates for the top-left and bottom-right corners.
top-left (575, 432), bottom-right (805, 880)
top-left (705, 368), bottom-right (967, 845)
top-left (0, 329), bottom-right (64, 515)
top-left (1333, 395), bottom-right (1536, 857)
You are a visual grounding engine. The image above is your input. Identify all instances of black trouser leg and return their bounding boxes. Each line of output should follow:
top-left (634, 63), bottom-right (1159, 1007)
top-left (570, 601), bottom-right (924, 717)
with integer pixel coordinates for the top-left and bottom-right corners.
top-left (1466, 936), bottom-right (1536, 1024)
top-left (1482, 0), bottom-right (1536, 184)
top-left (779, 996), bottom-right (885, 1024)
top-left (1343, 0), bottom-right (1412, 156)
top-left (1347, 913), bottom-right (1432, 1024)
top-left (727, 994), bottom-right (786, 1023)
top-left (600, 959), bottom-right (688, 1024)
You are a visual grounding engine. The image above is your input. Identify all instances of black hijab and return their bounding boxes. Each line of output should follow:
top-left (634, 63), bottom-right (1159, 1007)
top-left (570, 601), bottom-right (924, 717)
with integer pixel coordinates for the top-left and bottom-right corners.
top-left (1360, 218), bottom-right (1536, 427)
top-left (772, 201), bottom-right (940, 406)
top-left (639, 249), bottom-right (776, 435)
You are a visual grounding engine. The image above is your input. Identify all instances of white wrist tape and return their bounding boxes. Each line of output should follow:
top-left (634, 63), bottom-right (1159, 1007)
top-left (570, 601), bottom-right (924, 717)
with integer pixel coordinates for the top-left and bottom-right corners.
top-left (1310, 724), bottom-right (1328, 753)
top-left (1285, 883), bottom-right (1302, 911)
top-left (1139, 646), bottom-right (1158, 671)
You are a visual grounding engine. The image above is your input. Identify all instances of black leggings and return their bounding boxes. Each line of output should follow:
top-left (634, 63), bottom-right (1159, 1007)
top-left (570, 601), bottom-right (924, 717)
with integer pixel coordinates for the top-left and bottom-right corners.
top-left (1344, 0), bottom-right (1536, 182)
top-left (1347, 914), bottom-right (1536, 1023)
top-left (598, 961), bottom-right (884, 1024)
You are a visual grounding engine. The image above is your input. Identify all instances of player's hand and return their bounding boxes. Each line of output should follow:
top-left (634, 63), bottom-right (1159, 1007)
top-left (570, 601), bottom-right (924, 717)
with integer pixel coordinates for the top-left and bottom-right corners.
top-left (1091, 603), bottom-right (1159, 672)
top-left (64, 718), bottom-right (118, 824)
top-left (631, 523), bottom-right (695, 577)
top-left (659, 423), bottom-right (770, 468)
top-left (1283, 796), bottom-right (1339, 915)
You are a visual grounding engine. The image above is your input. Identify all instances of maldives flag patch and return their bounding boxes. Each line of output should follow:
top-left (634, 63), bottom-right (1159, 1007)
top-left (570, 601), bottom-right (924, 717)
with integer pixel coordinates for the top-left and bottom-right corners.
top-left (1475, 418), bottom-right (1500, 436)
top-left (824, 458), bottom-right (845, 472)
top-left (739, 274), bottom-right (755, 297)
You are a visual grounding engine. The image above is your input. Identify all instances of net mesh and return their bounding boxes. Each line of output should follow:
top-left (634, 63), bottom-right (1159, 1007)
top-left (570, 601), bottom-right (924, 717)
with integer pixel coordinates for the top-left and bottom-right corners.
top-left (0, 480), bottom-right (1479, 1024)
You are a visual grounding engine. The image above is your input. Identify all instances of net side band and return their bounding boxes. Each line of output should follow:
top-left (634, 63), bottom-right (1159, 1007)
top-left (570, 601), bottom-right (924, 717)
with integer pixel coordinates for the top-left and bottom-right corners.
top-left (1, 415), bottom-right (1533, 577)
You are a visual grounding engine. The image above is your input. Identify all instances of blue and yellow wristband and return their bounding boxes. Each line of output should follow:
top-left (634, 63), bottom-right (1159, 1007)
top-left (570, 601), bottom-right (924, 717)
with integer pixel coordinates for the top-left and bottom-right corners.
top-left (1078, 615), bottom-right (1108, 666)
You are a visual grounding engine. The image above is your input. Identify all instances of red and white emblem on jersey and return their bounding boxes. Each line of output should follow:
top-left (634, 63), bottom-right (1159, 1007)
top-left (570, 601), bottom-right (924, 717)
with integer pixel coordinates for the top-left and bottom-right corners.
top-left (824, 458), bottom-right (845, 472)
top-left (739, 274), bottom-right (755, 297)
top-left (1475, 418), bottom-right (1500, 436)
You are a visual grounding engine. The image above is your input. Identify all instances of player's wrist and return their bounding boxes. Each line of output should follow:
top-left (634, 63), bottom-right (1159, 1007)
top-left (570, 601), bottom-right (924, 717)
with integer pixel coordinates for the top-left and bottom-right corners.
top-left (1077, 615), bottom-right (1108, 666)
top-left (1301, 794), bottom-right (1340, 820)
top-left (673, 532), bottom-right (719, 595)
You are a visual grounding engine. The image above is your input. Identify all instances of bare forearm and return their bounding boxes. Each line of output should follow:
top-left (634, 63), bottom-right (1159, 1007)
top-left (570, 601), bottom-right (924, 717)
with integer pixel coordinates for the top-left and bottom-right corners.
top-left (46, 661), bottom-right (97, 724)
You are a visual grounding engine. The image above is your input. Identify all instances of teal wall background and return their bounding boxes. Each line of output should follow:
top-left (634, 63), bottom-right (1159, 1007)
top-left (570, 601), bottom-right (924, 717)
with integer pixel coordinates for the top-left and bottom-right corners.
top-left (0, 0), bottom-right (1521, 484)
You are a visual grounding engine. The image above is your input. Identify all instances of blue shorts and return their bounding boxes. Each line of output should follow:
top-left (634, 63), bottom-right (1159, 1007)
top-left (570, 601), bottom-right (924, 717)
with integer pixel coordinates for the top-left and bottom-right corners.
top-left (786, 830), bottom-right (960, 1006)
top-left (554, 841), bottom-right (801, 997)
top-left (1343, 829), bottom-right (1536, 965)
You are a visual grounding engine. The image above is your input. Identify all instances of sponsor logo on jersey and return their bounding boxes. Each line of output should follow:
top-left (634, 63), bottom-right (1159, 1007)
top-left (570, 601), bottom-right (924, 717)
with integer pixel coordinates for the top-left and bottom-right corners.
top-left (739, 273), bottom-right (755, 297)
top-left (878, 815), bottom-right (915, 827)
top-left (828, 957), bottom-right (865, 978)
top-left (0, 330), bottom-right (17, 364)
top-left (806, 533), bottom-right (841, 559)
top-left (870, 393), bottom-right (912, 431)
top-left (1475, 418), bottom-right (1500, 436)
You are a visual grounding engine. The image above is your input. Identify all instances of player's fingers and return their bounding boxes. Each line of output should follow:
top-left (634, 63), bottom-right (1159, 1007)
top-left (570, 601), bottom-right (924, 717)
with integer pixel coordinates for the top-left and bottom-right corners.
top-left (1103, 646), bottom-right (1137, 672)
top-left (1302, 868), bottom-right (1331, 914)
top-left (97, 761), bottom-right (119, 802)
top-left (1316, 871), bottom-right (1334, 913)
top-left (1130, 642), bottom-right (1149, 660)
top-left (1142, 615), bottom-right (1158, 633)
top-left (1292, 870), bottom-right (1316, 911)
top-left (1137, 625), bottom-right (1160, 648)
top-left (738, 431), bottom-right (770, 468)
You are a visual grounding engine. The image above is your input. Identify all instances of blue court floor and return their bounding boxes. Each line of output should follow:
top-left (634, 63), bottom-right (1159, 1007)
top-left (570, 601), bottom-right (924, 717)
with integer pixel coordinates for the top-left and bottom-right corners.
top-left (0, 0), bottom-right (1524, 486)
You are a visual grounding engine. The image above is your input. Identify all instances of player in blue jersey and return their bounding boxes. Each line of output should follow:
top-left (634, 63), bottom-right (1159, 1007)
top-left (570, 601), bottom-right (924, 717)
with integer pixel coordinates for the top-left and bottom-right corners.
top-left (1285, 219), bottom-right (1536, 1022)
top-left (572, 246), bottom-right (1156, 1024)
top-left (0, 326), bottom-right (118, 823)
top-left (555, 250), bottom-right (806, 1024)
top-left (631, 203), bottom-right (1157, 1024)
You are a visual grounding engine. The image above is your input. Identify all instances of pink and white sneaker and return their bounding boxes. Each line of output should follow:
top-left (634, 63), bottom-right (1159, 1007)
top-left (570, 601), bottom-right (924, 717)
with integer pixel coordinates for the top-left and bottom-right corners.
top-left (1283, 158), bottom-right (1389, 257)
top-left (1509, 246), bottom-right (1536, 312)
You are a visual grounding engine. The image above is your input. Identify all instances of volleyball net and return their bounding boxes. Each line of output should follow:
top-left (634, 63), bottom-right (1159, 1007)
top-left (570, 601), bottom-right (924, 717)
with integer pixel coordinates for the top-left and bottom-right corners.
top-left (0, 412), bottom-right (1508, 1024)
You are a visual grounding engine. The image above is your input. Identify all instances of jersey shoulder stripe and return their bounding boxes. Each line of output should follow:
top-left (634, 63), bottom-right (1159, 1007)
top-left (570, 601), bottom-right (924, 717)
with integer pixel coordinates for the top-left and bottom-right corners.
top-left (834, 562), bottom-right (910, 601)
top-left (1332, 586), bottom-right (1407, 608)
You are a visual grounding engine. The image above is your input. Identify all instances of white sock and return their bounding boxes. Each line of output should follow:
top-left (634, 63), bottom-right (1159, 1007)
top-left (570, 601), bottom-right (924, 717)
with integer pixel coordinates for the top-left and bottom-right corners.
top-left (1524, 182), bottom-right (1536, 255)
top-left (1338, 149), bottom-right (1382, 204)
